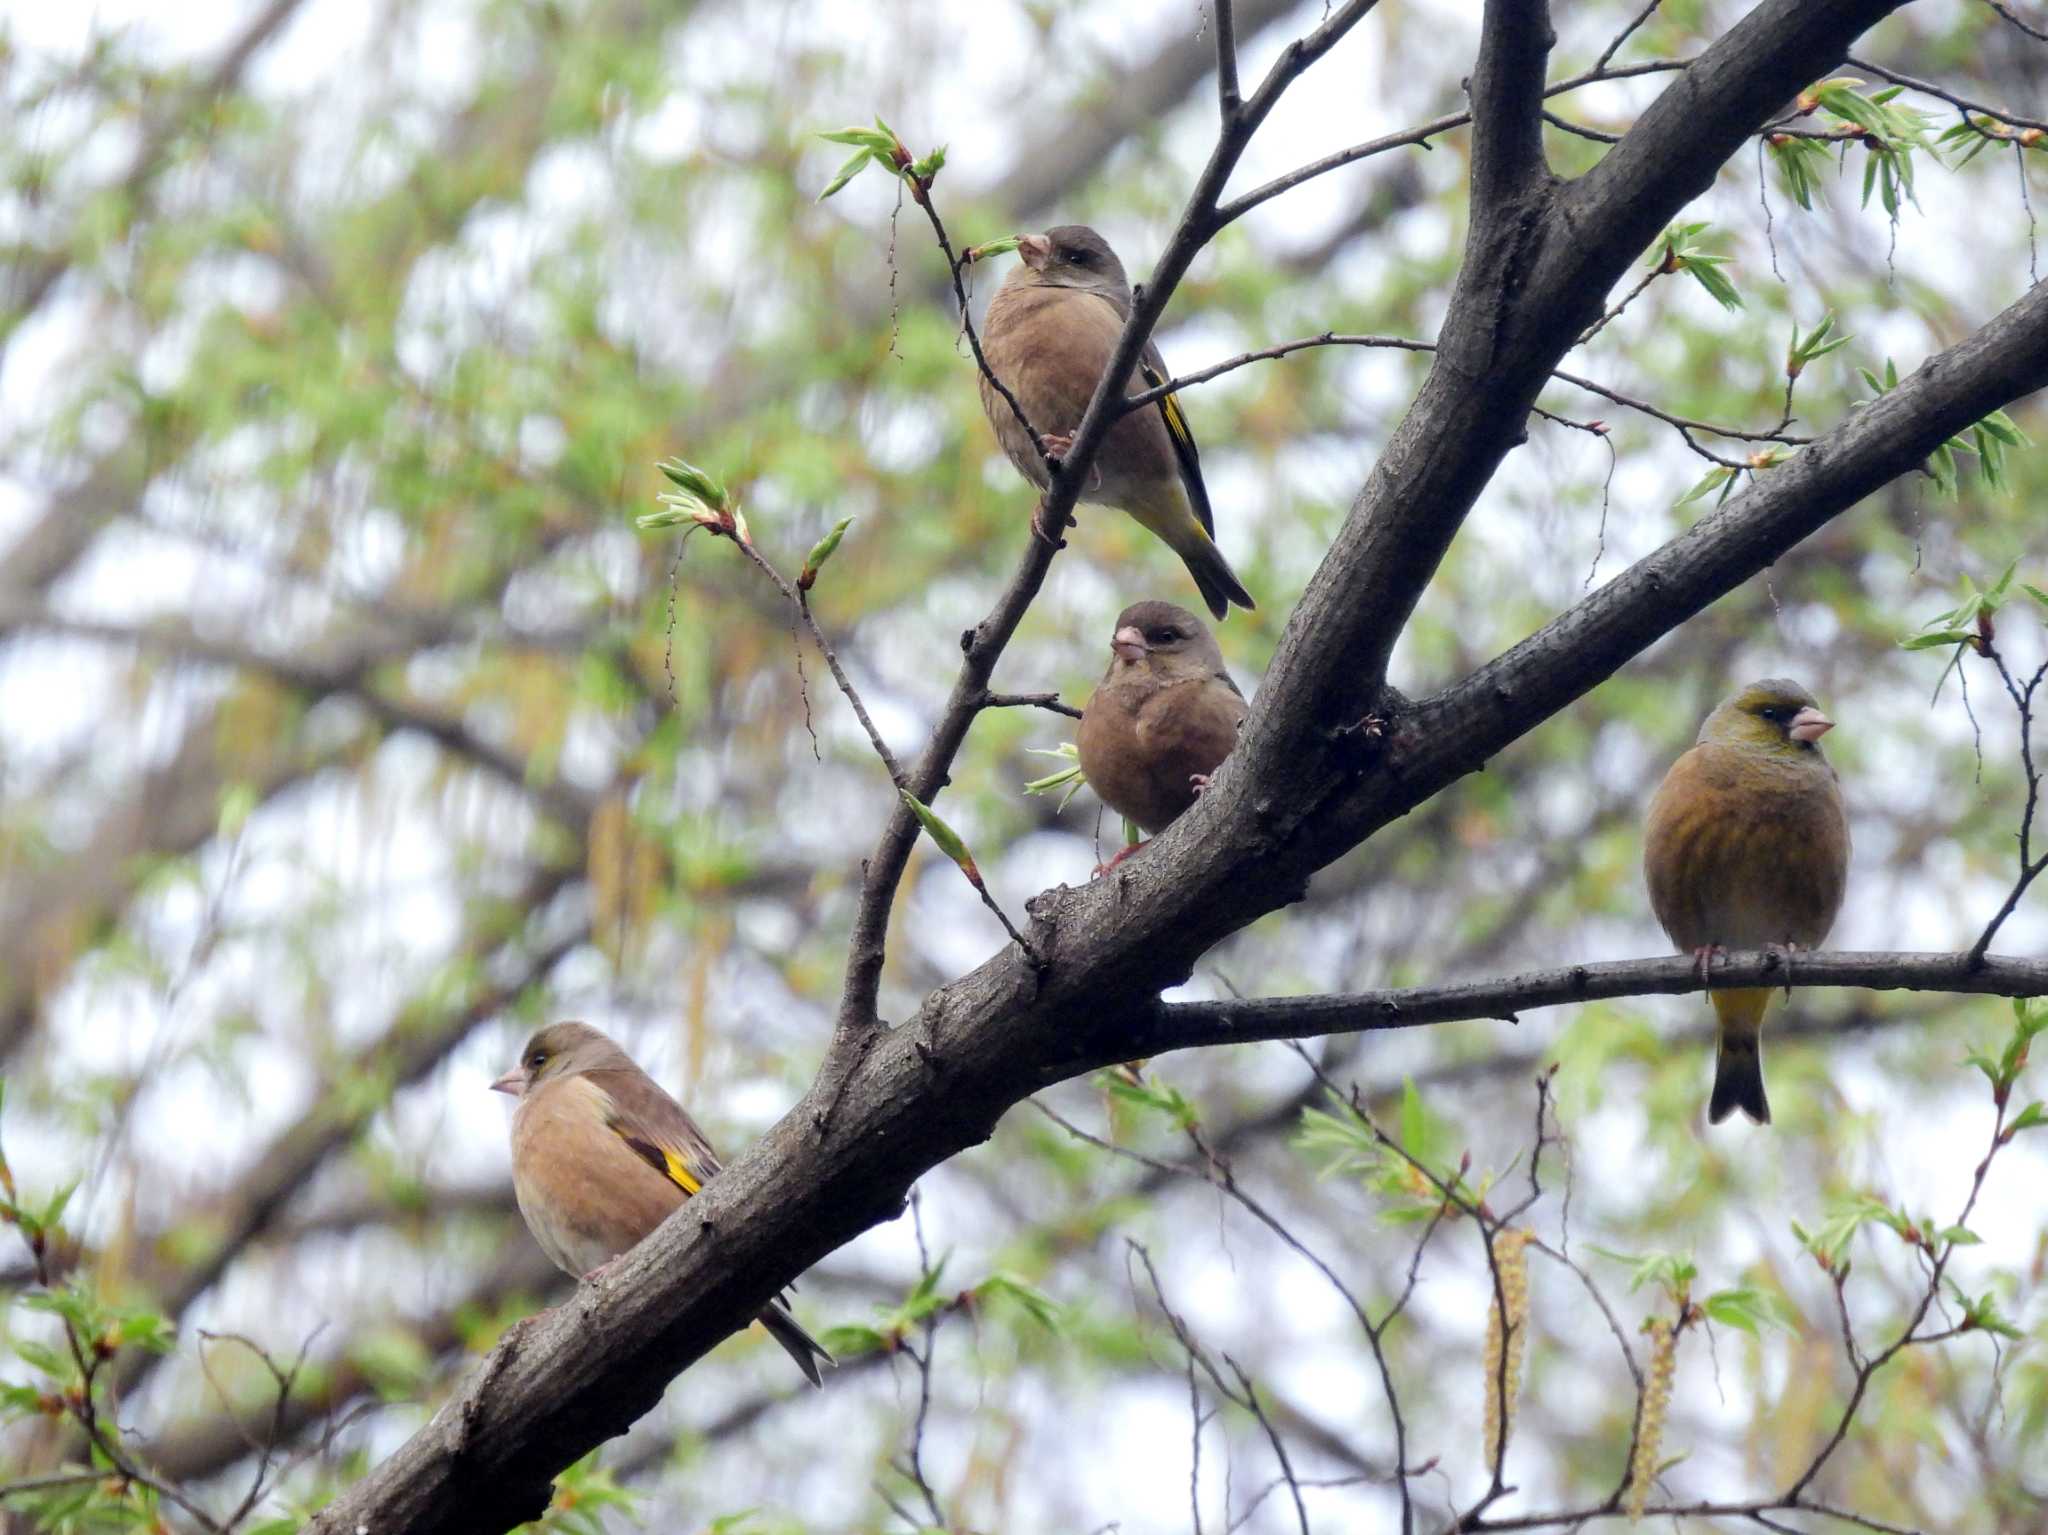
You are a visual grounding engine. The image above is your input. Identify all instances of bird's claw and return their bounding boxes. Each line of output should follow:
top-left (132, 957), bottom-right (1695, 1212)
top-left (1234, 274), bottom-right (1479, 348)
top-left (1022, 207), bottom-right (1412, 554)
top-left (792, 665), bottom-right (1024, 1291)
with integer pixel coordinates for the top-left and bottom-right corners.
top-left (1766, 941), bottom-right (1802, 997)
top-left (1691, 944), bottom-right (1725, 989)
top-left (1037, 431), bottom-right (1073, 462)
top-left (1031, 498), bottom-right (1071, 548)
top-left (1188, 772), bottom-right (1214, 796)
top-left (1093, 840), bottom-right (1148, 877)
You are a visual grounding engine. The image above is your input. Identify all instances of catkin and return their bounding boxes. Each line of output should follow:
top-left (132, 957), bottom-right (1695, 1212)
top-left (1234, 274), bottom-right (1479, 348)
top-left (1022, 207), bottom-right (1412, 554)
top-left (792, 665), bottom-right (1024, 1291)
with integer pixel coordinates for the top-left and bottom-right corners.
top-left (1625, 1316), bottom-right (1677, 1521)
top-left (1480, 1228), bottom-right (1533, 1466)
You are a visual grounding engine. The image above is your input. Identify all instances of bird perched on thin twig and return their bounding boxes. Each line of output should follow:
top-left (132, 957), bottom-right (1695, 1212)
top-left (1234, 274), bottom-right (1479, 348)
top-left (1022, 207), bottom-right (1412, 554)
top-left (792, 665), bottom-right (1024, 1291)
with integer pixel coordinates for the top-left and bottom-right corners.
top-left (978, 224), bottom-right (1254, 620)
top-left (492, 1021), bottom-right (832, 1385)
top-left (1643, 679), bottom-right (1850, 1125)
top-left (1078, 600), bottom-right (1247, 868)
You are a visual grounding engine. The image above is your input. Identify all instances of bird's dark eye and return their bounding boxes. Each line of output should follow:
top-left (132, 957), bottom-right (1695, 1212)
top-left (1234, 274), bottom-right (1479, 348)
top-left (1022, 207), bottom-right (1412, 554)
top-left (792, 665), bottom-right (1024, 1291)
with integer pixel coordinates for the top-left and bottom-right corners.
top-left (1064, 247), bottom-right (1092, 265)
top-left (1146, 627), bottom-right (1176, 644)
top-left (1757, 705), bottom-right (1784, 722)
top-left (525, 1050), bottom-right (547, 1070)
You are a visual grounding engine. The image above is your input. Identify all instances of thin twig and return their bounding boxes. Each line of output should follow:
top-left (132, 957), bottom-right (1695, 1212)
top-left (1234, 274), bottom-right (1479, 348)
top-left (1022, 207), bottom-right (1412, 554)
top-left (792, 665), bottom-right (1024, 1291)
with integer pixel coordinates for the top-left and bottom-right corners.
top-left (1114, 332), bottom-right (1811, 466)
top-left (1965, 634), bottom-right (2048, 964)
top-left (1786, 1090), bottom-right (2020, 1501)
top-left (1845, 54), bottom-right (2048, 135)
top-left (1542, 109), bottom-right (1621, 143)
top-left (1595, 0), bottom-right (1663, 73)
top-left (722, 534), bottom-right (904, 785)
top-left (1217, 58), bottom-right (1695, 226)
top-left (979, 689), bottom-right (1084, 719)
top-left (1981, 0), bottom-right (2048, 41)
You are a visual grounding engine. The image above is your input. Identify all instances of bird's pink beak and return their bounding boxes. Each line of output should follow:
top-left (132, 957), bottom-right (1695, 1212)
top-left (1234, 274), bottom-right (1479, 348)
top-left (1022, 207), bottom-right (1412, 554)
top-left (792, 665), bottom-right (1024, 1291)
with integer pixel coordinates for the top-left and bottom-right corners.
top-left (490, 1067), bottom-right (526, 1097)
top-left (1018, 232), bottom-right (1051, 271)
top-left (1787, 706), bottom-right (1834, 743)
top-left (1111, 624), bottom-right (1148, 664)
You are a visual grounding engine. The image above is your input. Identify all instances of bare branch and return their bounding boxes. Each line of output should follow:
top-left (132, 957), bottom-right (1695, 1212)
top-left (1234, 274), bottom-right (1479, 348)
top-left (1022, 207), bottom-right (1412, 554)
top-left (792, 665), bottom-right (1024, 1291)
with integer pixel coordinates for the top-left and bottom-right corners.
top-left (978, 690), bottom-right (1084, 719)
top-left (1596, 0), bottom-right (1664, 73)
top-left (1139, 950), bottom-right (2048, 1056)
top-left (1214, 0), bottom-right (1242, 119)
top-left (1963, 636), bottom-right (2048, 963)
top-left (720, 532), bottom-right (905, 786)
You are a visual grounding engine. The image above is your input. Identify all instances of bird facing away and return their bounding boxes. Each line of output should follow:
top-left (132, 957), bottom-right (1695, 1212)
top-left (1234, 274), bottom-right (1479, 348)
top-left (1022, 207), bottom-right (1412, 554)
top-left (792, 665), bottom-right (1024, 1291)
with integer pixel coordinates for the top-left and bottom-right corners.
top-left (492, 1020), bottom-right (832, 1386)
top-left (978, 224), bottom-right (1254, 620)
top-left (1077, 600), bottom-right (1247, 854)
top-left (1643, 679), bottom-right (1850, 1125)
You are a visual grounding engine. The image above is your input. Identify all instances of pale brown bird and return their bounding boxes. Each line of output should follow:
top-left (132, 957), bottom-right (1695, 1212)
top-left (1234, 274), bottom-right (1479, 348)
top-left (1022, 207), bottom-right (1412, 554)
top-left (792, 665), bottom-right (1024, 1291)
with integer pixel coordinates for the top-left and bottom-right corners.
top-left (1077, 600), bottom-right (1247, 861)
top-left (492, 1021), bottom-right (831, 1385)
top-left (978, 225), bottom-right (1254, 620)
top-left (1643, 679), bottom-right (1850, 1124)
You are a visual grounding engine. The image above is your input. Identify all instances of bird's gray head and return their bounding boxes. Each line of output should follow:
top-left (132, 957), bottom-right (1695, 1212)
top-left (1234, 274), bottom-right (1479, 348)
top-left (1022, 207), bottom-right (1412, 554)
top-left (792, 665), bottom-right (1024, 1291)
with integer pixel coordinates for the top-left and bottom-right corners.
top-left (1106, 599), bottom-right (1224, 676)
top-left (1015, 224), bottom-right (1132, 303)
top-left (490, 1020), bottom-right (632, 1098)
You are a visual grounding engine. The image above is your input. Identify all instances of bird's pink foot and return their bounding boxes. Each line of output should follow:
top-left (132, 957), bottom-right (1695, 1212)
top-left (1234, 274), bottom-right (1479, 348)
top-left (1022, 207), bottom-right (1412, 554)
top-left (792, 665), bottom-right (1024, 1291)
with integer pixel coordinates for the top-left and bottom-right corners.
top-left (581, 1255), bottom-right (623, 1284)
top-left (1188, 772), bottom-right (1214, 796)
top-left (1093, 840), bottom-right (1149, 877)
top-left (1036, 432), bottom-right (1101, 491)
top-left (1691, 944), bottom-right (1725, 987)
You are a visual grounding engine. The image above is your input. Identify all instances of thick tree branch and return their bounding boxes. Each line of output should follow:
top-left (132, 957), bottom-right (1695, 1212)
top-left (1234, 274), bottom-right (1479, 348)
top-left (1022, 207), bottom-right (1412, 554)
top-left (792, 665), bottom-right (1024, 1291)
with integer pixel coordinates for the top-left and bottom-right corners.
top-left (1468, 0), bottom-right (1555, 210)
top-left (1250, 0), bottom-right (1909, 733)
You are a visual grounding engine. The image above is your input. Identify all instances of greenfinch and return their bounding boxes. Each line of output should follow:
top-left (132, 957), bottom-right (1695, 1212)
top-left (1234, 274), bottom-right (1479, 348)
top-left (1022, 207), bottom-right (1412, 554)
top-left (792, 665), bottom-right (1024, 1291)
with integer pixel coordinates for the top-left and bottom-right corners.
top-left (1077, 600), bottom-right (1247, 861)
top-left (492, 1021), bottom-right (832, 1385)
top-left (979, 225), bottom-right (1254, 620)
top-left (1642, 680), bottom-right (1850, 1124)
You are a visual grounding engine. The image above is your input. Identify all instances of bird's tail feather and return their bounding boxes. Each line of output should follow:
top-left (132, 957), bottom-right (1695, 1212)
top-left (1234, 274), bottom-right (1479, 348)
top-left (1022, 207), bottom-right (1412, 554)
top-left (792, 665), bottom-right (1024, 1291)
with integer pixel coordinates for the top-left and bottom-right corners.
top-left (1122, 485), bottom-right (1254, 619)
top-left (1179, 533), bottom-right (1255, 621)
top-left (1708, 987), bottom-right (1773, 1125)
top-left (758, 1301), bottom-right (833, 1387)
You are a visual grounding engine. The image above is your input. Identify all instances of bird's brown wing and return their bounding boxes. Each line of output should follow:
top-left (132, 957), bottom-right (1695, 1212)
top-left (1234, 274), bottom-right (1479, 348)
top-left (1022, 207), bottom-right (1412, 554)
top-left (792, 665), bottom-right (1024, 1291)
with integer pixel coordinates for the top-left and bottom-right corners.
top-left (1138, 333), bottom-right (1214, 539)
top-left (581, 1063), bottom-right (724, 1197)
top-left (1133, 674), bottom-right (1247, 810)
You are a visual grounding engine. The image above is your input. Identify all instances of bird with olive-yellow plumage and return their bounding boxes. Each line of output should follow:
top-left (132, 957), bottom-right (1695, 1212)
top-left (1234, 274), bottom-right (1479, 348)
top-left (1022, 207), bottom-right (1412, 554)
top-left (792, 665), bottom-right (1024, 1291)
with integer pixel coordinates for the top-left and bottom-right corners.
top-left (1643, 679), bottom-right (1850, 1125)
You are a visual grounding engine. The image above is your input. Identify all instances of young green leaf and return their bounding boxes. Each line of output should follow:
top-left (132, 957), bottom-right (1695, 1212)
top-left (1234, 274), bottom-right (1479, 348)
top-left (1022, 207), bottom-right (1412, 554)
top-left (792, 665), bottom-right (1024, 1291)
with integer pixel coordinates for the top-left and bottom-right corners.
top-left (900, 790), bottom-right (981, 885)
top-left (799, 516), bottom-right (855, 589)
top-left (816, 147), bottom-right (876, 201)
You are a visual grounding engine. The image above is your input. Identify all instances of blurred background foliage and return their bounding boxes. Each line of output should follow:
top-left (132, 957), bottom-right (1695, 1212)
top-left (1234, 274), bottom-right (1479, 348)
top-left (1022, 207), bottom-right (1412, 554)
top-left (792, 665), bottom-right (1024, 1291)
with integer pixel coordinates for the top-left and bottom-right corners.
top-left (1, 0), bottom-right (2046, 1529)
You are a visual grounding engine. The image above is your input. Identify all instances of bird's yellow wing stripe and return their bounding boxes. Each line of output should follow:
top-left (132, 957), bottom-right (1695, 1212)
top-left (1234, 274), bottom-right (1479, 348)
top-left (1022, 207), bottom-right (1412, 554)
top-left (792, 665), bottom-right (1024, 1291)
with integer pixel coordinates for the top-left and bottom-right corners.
top-left (659, 1146), bottom-right (702, 1195)
top-left (607, 1107), bottom-right (703, 1195)
top-left (1141, 360), bottom-right (1193, 451)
